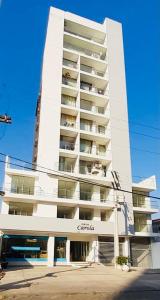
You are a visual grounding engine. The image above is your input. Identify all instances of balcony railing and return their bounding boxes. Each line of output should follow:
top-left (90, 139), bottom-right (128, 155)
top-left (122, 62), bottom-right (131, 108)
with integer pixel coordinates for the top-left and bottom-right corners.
top-left (62, 76), bottom-right (77, 88)
top-left (59, 163), bottom-right (74, 173)
top-left (61, 96), bottom-right (76, 107)
top-left (79, 165), bottom-right (106, 177)
top-left (80, 145), bottom-right (92, 154)
top-left (80, 123), bottom-right (92, 132)
top-left (80, 100), bottom-right (105, 114)
top-left (9, 209), bottom-right (33, 216)
top-left (96, 126), bottom-right (106, 135)
top-left (60, 141), bottom-right (75, 151)
top-left (80, 64), bottom-right (105, 77)
top-left (63, 58), bottom-right (77, 69)
top-left (133, 196), bottom-right (157, 209)
top-left (80, 191), bottom-right (92, 201)
top-left (63, 42), bottom-right (106, 61)
top-left (10, 185), bottom-right (34, 195)
top-left (80, 123), bottom-right (106, 135)
top-left (58, 188), bottom-right (75, 199)
top-left (134, 223), bottom-right (153, 233)
top-left (64, 28), bottom-right (105, 45)
top-left (60, 120), bottom-right (76, 129)
top-left (80, 82), bottom-right (105, 95)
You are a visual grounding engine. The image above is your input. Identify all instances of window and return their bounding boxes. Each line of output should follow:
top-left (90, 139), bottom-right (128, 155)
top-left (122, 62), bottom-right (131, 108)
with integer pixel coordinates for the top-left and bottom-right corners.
top-left (11, 176), bottom-right (35, 195)
top-left (54, 237), bottom-right (66, 261)
top-left (2, 235), bottom-right (48, 260)
top-left (9, 202), bottom-right (33, 216)
top-left (80, 139), bottom-right (92, 154)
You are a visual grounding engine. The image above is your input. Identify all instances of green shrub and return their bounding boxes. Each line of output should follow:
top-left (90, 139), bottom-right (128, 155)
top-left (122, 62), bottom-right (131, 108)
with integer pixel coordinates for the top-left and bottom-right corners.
top-left (116, 256), bottom-right (129, 265)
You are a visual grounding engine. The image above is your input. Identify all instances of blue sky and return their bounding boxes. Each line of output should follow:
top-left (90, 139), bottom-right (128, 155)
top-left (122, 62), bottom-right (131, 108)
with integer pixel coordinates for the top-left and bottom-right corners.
top-left (0, 0), bottom-right (160, 200)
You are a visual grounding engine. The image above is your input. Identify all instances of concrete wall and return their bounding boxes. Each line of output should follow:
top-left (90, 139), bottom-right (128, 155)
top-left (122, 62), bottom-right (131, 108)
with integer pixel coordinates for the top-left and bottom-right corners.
top-left (106, 19), bottom-right (134, 235)
top-left (36, 8), bottom-right (64, 171)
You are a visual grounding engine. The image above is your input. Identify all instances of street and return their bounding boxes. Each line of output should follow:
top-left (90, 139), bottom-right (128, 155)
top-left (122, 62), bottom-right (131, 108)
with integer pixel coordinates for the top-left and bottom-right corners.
top-left (1, 264), bottom-right (160, 300)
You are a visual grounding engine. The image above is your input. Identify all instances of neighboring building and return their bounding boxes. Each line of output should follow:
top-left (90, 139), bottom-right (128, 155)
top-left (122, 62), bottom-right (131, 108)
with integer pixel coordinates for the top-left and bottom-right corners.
top-left (0, 7), bottom-right (159, 268)
top-left (152, 219), bottom-right (160, 234)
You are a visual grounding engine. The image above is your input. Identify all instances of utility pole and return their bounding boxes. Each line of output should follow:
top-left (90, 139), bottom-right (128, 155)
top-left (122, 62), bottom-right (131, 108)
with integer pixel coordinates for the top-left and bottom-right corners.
top-left (0, 114), bottom-right (12, 124)
top-left (111, 171), bottom-right (125, 268)
top-left (0, 114), bottom-right (11, 196)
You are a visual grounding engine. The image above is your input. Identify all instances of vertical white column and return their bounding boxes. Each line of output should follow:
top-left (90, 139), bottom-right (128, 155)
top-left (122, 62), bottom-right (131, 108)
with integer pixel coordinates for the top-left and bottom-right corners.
top-left (1, 202), bottom-right (9, 214)
top-left (88, 238), bottom-right (99, 263)
top-left (92, 186), bottom-right (100, 202)
top-left (93, 209), bottom-right (101, 221)
top-left (66, 238), bottom-right (70, 264)
top-left (47, 236), bottom-right (55, 267)
top-left (74, 207), bottom-right (79, 219)
top-left (124, 237), bottom-right (130, 257)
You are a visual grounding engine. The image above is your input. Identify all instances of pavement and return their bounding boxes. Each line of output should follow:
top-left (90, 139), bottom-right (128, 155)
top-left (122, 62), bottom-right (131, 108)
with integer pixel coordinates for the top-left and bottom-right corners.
top-left (1, 264), bottom-right (160, 300)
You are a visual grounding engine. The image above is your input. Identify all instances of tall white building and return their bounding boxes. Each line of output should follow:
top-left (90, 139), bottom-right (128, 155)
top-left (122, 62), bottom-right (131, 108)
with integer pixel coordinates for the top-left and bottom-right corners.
top-left (0, 7), bottom-right (159, 268)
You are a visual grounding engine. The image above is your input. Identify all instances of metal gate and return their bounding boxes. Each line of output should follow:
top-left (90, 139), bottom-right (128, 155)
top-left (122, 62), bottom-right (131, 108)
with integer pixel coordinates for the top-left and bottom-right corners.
top-left (130, 237), bottom-right (152, 268)
top-left (98, 237), bottom-right (124, 265)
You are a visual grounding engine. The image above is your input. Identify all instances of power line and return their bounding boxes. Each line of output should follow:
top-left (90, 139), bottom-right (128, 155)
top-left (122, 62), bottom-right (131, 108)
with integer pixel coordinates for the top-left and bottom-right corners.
top-left (0, 151), bottom-right (156, 183)
top-left (0, 151), bottom-right (152, 183)
top-left (0, 153), bottom-right (159, 200)
top-left (112, 116), bottom-right (160, 132)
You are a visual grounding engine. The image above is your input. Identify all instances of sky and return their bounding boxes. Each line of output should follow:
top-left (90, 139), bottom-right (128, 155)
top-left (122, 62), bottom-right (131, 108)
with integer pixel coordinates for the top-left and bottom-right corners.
top-left (0, 0), bottom-right (160, 204)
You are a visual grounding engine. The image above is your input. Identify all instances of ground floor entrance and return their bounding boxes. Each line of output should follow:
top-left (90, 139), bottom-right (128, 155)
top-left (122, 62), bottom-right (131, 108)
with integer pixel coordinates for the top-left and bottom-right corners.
top-left (130, 237), bottom-right (152, 268)
top-left (70, 241), bottom-right (89, 262)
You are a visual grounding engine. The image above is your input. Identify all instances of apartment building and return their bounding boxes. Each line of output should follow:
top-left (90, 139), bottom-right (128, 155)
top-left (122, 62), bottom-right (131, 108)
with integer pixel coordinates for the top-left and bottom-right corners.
top-left (0, 7), bottom-right (159, 268)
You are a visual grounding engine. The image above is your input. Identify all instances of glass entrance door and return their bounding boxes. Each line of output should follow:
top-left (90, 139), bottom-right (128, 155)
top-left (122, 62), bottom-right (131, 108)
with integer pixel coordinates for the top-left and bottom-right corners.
top-left (70, 241), bottom-right (89, 262)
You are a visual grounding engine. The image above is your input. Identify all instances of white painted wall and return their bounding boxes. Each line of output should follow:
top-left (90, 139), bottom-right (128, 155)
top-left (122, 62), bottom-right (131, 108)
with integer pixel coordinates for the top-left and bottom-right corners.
top-left (106, 18), bottom-right (134, 235)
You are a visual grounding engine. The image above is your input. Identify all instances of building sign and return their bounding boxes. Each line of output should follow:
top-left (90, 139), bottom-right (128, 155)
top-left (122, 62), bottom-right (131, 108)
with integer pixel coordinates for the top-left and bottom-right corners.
top-left (77, 223), bottom-right (95, 231)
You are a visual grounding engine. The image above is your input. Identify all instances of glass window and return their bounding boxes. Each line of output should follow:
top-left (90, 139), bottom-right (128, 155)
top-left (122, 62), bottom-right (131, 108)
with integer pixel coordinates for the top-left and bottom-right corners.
top-left (9, 202), bottom-right (33, 216)
top-left (2, 235), bottom-right (48, 259)
top-left (54, 237), bottom-right (66, 260)
top-left (11, 176), bottom-right (35, 195)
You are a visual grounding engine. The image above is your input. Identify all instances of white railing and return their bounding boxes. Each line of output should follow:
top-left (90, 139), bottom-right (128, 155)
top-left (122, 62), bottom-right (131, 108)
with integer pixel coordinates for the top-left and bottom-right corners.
top-left (64, 28), bottom-right (105, 45)
top-left (63, 42), bottom-right (106, 61)
top-left (63, 58), bottom-right (77, 69)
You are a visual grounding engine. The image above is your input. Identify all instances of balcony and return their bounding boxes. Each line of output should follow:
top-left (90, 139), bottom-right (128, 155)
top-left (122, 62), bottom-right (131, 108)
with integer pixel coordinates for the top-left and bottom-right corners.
top-left (80, 64), bottom-right (105, 78)
top-left (60, 135), bottom-right (76, 152)
top-left (80, 81), bottom-right (106, 95)
top-left (80, 183), bottom-right (93, 201)
top-left (63, 41), bottom-right (106, 61)
top-left (133, 195), bottom-right (158, 213)
top-left (80, 120), bottom-right (107, 137)
top-left (64, 27), bottom-right (105, 45)
top-left (9, 202), bottom-right (34, 216)
top-left (60, 114), bottom-right (76, 129)
top-left (79, 208), bottom-right (93, 220)
top-left (96, 145), bottom-right (106, 157)
top-left (134, 223), bottom-right (157, 237)
top-left (58, 188), bottom-right (75, 199)
top-left (80, 99), bottom-right (105, 114)
top-left (57, 206), bottom-right (75, 219)
top-left (61, 94), bottom-right (76, 107)
top-left (62, 75), bottom-right (77, 89)
top-left (63, 58), bottom-right (77, 69)
top-left (10, 175), bottom-right (35, 196)
top-left (79, 161), bottom-right (107, 178)
top-left (59, 157), bottom-right (76, 173)
top-left (10, 185), bottom-right (34, 195)
top-left (58, 180), bottom-right (76, 200)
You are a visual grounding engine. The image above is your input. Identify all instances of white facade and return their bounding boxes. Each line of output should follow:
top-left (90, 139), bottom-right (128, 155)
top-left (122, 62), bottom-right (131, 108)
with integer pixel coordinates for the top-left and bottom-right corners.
top-left (0, 7), bottom-right (158, 268)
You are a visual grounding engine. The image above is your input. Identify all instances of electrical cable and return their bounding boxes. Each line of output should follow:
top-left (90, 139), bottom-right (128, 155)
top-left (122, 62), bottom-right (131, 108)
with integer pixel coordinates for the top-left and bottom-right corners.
top-left (0, 153), bottom-right (159, 200)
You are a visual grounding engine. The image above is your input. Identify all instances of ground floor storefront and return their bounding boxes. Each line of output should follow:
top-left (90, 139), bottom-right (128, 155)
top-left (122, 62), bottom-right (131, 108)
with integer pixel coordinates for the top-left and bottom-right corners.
top-left (0, 233), bottom-right (157, 268)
